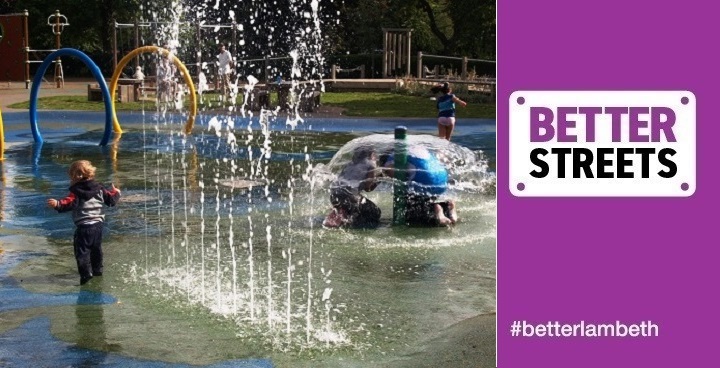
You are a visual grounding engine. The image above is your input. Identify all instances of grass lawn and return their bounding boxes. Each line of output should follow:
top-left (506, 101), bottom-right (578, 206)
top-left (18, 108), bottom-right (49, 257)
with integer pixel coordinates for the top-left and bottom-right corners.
top-left (8, 91), bottom-right (496, 119)
top-left (7, 95), bottom-right (229, 112)
top-left (321, 92), bottom-right (494, 118)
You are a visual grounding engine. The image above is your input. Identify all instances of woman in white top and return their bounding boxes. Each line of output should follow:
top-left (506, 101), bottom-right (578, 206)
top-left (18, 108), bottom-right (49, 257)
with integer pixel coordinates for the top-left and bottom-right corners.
top-left (216, 43), bottom-right (233, 101)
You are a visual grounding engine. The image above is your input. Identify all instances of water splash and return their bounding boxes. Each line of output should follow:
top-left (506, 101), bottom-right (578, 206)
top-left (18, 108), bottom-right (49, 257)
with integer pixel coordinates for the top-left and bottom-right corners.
top-left (314, 134), bottom-right (497, 196)
top-left (127, 0), bottom-right (365, 352)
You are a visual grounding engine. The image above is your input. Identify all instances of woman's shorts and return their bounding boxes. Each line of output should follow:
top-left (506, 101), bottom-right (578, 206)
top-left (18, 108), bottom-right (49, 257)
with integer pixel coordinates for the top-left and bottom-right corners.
top-left (437, 116), bottom-right (456, 127)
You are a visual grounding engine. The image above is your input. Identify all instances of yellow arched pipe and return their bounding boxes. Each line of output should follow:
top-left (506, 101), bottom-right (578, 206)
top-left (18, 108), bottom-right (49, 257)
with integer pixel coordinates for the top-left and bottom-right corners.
top-left (0, 105), bottom-right (4, 161)
top-left (109, 46), bottom-right (197, 135)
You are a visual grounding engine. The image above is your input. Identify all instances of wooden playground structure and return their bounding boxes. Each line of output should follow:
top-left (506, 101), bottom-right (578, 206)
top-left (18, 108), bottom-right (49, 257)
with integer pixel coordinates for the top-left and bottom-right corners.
top-left (0, 10), bottom-right (70, 89)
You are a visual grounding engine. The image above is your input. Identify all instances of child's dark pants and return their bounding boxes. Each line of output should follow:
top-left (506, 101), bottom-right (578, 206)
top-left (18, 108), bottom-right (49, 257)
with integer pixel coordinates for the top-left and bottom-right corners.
top-left (73, 222), bottom-right (104, 282)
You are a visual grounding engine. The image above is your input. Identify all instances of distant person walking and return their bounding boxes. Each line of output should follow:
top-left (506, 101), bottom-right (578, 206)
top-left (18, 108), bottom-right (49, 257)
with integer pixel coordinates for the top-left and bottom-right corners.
top-left (157, 44), bottom-right (178, 104)
top-left (216, 43), bottom-right (234, 102)
top-left (431, 82), bottom-right (467, 141)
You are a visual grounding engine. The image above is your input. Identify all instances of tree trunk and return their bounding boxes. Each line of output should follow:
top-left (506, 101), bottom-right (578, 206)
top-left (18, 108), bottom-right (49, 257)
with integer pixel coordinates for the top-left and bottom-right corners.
top-left (418, 0), bottom-right (451, 53)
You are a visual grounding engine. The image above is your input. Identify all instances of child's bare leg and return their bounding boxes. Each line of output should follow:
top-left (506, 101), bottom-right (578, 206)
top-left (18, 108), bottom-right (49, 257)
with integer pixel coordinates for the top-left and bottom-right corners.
top-left (434, 203), bottom-right (452, 225)
top-left (438, 124), bottom-right (447, 139)
top-left (444, 124), bottom-right (455, 140)
top-left (447, 199), bottom-right (459, 223)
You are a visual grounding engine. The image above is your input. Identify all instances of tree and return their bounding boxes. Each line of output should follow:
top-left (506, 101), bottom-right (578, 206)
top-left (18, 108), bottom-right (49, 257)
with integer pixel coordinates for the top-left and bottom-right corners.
top-left (1, 0), bottom-right (495, 76)
top-left (326, 0), bottom-right (495, 59)
top-left (413, 0), bottom-right (495, 59)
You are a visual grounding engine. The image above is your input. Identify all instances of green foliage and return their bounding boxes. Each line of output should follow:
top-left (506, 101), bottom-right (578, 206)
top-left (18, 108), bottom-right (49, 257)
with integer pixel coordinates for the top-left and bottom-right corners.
top-left (311, 0), bottom-right (497, 60)
top-left (1, 0), bottom-right (495, 76)
top-left (448, 0), bottom-right (496, 59)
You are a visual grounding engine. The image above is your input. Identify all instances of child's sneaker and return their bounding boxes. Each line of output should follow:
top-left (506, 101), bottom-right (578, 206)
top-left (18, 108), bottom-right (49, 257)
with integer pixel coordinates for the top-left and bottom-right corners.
top-left (80, 276), bottom-right (93, 285)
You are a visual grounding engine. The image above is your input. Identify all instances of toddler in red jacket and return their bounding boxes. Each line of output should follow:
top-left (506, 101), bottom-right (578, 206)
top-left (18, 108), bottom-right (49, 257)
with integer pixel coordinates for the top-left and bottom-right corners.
top-left (47, 160), bottom-right (121, 285)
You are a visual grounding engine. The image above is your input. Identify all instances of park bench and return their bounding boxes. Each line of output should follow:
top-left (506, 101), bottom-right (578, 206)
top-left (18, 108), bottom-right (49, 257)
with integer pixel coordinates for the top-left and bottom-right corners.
top-left (298, 90), bottom-right (321, 112)
top-left (246, 85), bottom-right (319, 112)
top-left (87, 83), bottom-right (136, 102)
top-left (330, 64), bottom-right (366, 79)
top-left (422, 65), bottom-right (439, 78)
top-left (246, 88), bottom-right (270, 111)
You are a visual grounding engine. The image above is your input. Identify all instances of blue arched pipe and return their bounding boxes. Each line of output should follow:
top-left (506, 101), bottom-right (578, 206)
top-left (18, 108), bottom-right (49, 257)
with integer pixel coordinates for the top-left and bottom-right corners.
top-left (29, 48), bottom-right (113, 146)
top-left (32, 142), bottom-right (43, 179)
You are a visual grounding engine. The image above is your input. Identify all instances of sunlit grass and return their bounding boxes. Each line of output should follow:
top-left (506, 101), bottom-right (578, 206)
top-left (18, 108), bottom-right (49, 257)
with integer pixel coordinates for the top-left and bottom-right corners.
top-left (8, 91), bottom-right (495, 118)
top-left (322, 92), bottom-right (494, 118)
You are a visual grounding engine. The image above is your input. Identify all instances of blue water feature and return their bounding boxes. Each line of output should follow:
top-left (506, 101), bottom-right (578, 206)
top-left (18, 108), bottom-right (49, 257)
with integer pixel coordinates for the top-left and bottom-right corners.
top-left (28, 48), bottom-right (114, 146)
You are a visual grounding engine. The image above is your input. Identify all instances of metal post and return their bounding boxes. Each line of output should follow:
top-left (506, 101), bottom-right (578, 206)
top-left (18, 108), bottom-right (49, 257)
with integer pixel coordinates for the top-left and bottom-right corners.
top-left (23, 10), bottom-right (30, 89)
top-left (390, 33), bottom-right (396, 74)
top-left (196, 23), bottom-right (202, 76)
top-left (232, 19), bottom-right (237, 79)
top-left (406, 30), bottom-right (412, 77)
top-left (264, 56), bottom-right (269, 83)
top-left (54, 10), bottom-right (62, 88)
top-left (232, 19), bottom-right (237, 57)
top-left (133, 19), bottom-right (139, 69)
top-left (382, 29), bottom-right (388, 78)
top-left (417, 51), bottom-right (422, 78)
top-left (397, 32), bottom-right (402, 74)
top-left (112, 20), bottom-right (118, 71)
top-left (462, 56), bottom-right (468, 80)
top-left (392, 125), bottom-right (408, 225)
top-left (397, 33), bottom-right (402, 74)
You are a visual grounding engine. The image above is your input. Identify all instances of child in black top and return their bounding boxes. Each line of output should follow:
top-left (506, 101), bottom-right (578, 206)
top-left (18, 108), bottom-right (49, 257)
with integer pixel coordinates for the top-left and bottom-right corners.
top-left (47, 160), bottom-right (121, 285)
top-left (324, 147), bottom-right (382, 228)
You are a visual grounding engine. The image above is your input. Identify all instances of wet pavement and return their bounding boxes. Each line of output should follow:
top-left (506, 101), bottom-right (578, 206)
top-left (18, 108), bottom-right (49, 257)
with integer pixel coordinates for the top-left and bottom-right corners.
top-left (0, 81), bottom-right (496, 368)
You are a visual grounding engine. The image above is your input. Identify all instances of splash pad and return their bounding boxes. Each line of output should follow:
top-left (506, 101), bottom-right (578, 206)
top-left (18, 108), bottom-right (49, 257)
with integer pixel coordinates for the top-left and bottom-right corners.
top-left (1, 112), bottom-right (496, 365)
